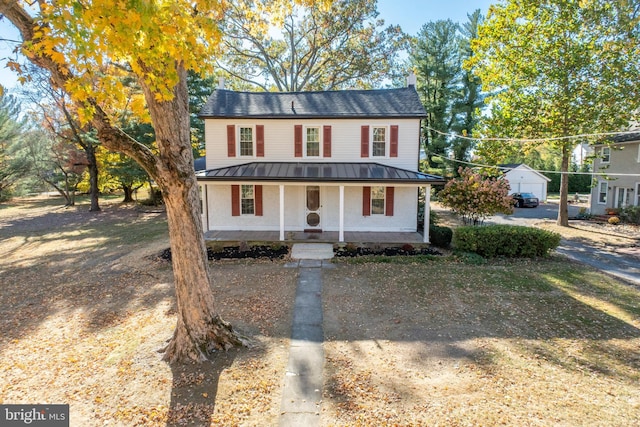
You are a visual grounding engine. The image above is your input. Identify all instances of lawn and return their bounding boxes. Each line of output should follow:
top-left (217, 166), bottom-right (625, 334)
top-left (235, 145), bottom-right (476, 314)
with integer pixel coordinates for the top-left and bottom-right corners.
top-left (0, 196), bottom-right (638, 426)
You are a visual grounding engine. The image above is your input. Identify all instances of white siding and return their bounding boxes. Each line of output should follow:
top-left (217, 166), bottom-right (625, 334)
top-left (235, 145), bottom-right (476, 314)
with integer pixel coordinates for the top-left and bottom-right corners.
top-left (203, 183), bottom-right (418, 232)
top-left (204, 118), bottom-right (421, 171)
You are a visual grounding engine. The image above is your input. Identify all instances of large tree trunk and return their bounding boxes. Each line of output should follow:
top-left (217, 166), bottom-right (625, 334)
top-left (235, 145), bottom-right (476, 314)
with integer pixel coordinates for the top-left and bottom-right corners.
top-left (122, 185), bottom-right (135, 203)
top-left (557, 144), bottom-right (570, 226)
top-left (140, 64), bottom-right (245, 363)
top-left (0, 1), bottom-right (244, 364)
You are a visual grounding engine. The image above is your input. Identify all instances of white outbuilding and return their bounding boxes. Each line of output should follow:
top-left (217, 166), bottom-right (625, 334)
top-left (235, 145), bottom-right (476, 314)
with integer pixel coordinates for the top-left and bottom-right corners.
top-left (500, 163), bottom-right (550, 201)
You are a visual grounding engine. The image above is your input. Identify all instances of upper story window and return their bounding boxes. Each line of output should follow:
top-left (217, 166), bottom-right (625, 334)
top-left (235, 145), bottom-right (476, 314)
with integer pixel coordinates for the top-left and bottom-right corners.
top-left (372, 127), bottom-right (387, 157)
top-left (601, 146), bottom-right (610, 163)
top-left (306, 127), bottom-right (320, 157)
top-left (239, 127), bottom-right (254, 157)
top-left (637, 144), bottom-right (640, 163)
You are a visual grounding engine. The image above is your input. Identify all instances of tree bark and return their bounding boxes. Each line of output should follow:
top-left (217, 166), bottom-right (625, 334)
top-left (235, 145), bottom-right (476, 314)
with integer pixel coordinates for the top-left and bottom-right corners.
top-left (86, 143), bottom-right (101, 211)
top-left (139, 65), bottom-right (245, 363)
top-left (557, 144), bottom-right (570, 226)
top-left (122, 185), bottom-right (134, 203)
top-left (0, 0), bottom-right (244, 363)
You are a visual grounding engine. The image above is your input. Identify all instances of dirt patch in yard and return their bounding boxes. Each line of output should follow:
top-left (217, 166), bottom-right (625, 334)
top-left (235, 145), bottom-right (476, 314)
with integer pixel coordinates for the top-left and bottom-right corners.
top-left (1, 196), bottom-right (639, 426)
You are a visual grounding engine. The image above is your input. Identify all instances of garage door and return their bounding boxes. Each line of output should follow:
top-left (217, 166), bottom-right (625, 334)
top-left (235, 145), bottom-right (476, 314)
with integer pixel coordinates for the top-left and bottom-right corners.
top-left (519, 183), bottom-right (545, 200)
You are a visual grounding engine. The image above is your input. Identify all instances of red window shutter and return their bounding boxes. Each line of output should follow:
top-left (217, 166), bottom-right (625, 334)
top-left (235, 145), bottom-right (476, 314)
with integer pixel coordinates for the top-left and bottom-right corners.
top-left (294, 125), bottom-right (303, 157)
top-left (363, 186), bottom-right (371, 216)
top-left (255, 185), bottom-right (263, 216)
top-left (256, 125), bottom-right (264, 157)
top-left (390, 125), bottom-right (399, 157)
top-left (323, 125), bottom-right (332, 158)
top-left (361, 125), bottom-right (369, 158)
top-left (227, 125), bottom-right (236, 157)
top-left (385, 187), bottom-right (394, 216)
top-left (231, 185), bottom-right (240, 216)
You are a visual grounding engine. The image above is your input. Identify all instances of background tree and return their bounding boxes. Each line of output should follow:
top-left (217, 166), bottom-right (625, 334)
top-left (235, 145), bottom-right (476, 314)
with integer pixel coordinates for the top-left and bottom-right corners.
top-left (0, 0), bottom-right (314, 363)
top-left (451, 10), bottom-right (484, 163)
top-left (219, 0), bottom-right (406, 91)
top-left (439, 167), bottom-right (514, 226)
top-left (20, 66), bottom-right (102, 210)
top-left (0, 89), bottom-right (30, 201)
top-left (468, 0), bottom-right (640, 226)
top-left (411, 19), bottom-right (461, 168)
top-left (410, 11), bottom-right (484, 170)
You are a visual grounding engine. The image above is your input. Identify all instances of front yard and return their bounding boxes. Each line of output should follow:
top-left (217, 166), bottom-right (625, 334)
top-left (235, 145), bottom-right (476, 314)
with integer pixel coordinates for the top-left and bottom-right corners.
top-left (0, 197), bottom-right (638, 425)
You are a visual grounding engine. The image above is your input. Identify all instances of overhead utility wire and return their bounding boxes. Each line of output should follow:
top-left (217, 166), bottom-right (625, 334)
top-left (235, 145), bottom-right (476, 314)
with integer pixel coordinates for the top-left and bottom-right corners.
top-left (424, 127), bottom-right (640, 143)
top-left (424, 151), bottom-right (640, 177)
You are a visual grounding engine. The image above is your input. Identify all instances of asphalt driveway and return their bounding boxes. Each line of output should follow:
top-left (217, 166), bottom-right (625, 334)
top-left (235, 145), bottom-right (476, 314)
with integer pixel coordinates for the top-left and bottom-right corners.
top-left (486, 202), bottom-right (640, 287)
top-left (487, 202), bottom-right (582, 225)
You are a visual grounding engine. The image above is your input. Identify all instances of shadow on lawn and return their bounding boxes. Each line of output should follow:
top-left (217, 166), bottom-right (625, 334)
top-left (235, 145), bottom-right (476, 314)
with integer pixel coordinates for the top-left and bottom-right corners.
top-left (323, 259), bottom-right (640, 382)
top-left (165, 351), bottom-right (237, 427)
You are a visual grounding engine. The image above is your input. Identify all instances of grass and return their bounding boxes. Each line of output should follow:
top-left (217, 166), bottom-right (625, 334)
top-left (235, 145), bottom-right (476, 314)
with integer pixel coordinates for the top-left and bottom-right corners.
top-left (0, 196), bottom-right (639, 425)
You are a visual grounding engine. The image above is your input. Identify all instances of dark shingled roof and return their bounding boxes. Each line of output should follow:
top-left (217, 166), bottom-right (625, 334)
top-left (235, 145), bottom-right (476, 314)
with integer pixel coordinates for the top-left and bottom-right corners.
top-left (199, 88), bottom-right (426, 119)
top-left (196, 162), bottom-right (444, 184)
top-left (612, 131), bottom-right (640, 143)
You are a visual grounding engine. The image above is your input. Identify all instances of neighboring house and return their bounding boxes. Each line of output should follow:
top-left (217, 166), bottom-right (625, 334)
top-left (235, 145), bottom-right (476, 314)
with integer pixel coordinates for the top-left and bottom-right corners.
top-left (499, 163), bottom-right (551, 202)
top-left (590, 132), bottom-right (640, 215)
top-left (195, 77), bottom-right (444, 243)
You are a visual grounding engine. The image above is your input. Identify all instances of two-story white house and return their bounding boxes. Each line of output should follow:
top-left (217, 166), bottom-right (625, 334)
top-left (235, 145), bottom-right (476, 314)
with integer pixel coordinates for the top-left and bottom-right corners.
top-left (590, 131), bottom-right (640, 215)
top-left (195, 78), bottom-right (444, 243)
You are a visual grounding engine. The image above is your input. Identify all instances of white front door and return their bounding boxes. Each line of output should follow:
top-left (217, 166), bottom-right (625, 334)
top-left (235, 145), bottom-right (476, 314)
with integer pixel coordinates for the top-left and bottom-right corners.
top-left (305, 185), bottom-right (321, 230)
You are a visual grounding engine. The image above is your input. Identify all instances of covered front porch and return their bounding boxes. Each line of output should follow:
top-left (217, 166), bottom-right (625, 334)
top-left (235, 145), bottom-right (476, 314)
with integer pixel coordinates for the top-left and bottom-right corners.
top-left (204, 230), bottom-right (427, 245)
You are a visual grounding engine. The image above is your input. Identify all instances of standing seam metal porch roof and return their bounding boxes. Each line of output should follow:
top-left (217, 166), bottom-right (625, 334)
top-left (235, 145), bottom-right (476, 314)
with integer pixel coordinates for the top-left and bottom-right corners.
top-left (196, 162), bottom-right (445, 184)
top-left (199, 87), bottom-right (427, 119)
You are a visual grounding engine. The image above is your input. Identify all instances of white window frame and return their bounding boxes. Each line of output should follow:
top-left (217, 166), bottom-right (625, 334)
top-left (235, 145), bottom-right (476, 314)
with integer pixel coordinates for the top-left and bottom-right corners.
top-left (601, 146), bottom-right (611, 164)
top-left (241, 184), bottom-right (255, 215)
top-left (637, 144), bottom-right (640, 163)
top-left (238, 126), bottom-right (255, 157)
top-left (597, 181), bottom-right (608, 205)
top-left (371, 186), bottom-right (385, 215)
top-left (371, 125), bottom-right (389, 158)
top-left (304, 126), bottom-right (322, 158)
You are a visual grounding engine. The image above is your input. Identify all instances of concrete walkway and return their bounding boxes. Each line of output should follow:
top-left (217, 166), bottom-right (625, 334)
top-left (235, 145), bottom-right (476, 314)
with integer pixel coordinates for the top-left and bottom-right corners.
top-left (279, 244), bottom-right (332, 427)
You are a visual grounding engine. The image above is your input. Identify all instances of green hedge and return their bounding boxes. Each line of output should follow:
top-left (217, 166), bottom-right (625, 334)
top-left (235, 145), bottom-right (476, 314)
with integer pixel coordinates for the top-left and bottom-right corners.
top-left (429, 225), bottom-right (453, 248)
top-left (453, 225), bottom-right (561, 258)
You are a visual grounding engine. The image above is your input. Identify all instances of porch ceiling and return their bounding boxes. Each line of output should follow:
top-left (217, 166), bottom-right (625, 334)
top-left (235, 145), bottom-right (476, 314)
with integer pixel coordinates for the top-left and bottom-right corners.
top-left (196, 162), bottom-right (444, 184)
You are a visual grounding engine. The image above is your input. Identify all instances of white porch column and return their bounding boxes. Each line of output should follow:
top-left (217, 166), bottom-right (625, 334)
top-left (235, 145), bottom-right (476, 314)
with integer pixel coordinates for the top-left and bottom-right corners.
top-left (339, 185), bottom-right (345, 242)
top-left (423, 185), bottom-right (431, 243)
top-left (279, 184), bottom-right (285, 241)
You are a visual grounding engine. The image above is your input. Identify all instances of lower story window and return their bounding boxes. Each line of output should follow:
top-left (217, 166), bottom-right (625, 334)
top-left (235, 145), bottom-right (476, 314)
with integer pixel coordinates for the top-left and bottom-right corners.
top-left (371, 186), bottom-right (385, 214)
top-left (598, 181), bottom-right (607, 204)
top-left (241, 185), bottom-right (254, 214)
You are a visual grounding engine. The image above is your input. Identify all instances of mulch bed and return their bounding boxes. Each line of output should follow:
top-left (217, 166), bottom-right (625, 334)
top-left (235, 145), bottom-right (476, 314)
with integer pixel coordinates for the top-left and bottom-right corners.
top-left (159, 245), bottom-right (443, 261)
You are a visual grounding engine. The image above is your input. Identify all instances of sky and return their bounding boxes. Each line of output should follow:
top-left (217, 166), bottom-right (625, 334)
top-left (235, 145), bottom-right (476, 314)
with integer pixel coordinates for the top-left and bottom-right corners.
top-left (377, 0), bottom-right (495, 36)
top-left (0, 1), bottom-right (496, 91)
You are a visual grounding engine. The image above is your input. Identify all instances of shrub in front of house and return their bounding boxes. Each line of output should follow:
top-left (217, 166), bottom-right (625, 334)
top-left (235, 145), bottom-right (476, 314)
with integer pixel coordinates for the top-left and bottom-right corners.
top-left (429, 225), bottom-right (453, 248)
top-left (453, 225), bottom-right (561, 258)
top-left (619, 206), bottom-right (640, 225)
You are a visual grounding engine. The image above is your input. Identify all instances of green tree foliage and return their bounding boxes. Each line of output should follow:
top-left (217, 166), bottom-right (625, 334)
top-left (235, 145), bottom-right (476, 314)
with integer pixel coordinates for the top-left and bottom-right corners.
top-left (411, 11), bottom-right (484, 168)
top-left (468, 0), bottom-right (640, 226)
top-left (439, 167), bottom-right (514, 225)
top-left (187, 70), bottom-right (214, 156)
top-left (0, 89), bottom-right (30, 201)
top-left (218, 0), bottom-right (407, 91)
